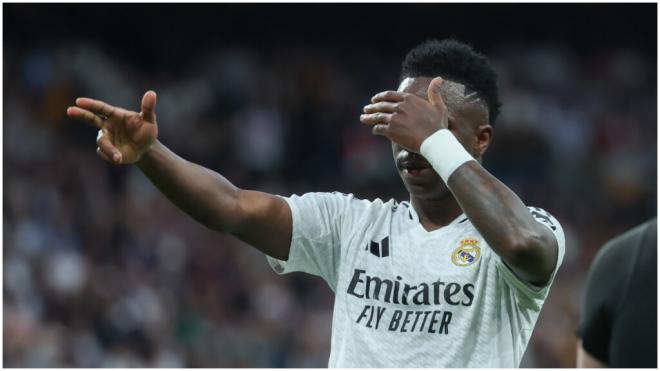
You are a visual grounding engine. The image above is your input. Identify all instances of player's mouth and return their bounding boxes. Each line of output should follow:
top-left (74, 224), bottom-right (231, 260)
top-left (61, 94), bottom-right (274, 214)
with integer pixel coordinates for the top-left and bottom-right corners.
top-left (398, 160), bottom-right (433, 177)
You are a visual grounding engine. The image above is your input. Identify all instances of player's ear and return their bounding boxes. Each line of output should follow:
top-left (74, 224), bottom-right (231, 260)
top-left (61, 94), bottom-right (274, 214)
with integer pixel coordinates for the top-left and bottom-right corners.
top-left (473, 124), bottom-right (492, 158)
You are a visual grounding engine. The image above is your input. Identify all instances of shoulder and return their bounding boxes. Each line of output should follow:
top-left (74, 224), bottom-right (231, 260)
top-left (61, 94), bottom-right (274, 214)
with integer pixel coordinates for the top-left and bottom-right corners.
top-left (593, 219), bottom-right (656, 273)
top-left (608, 219), bottom-right (656, 251)
top-left (286, 191), bottom-right (398, 217)
top-left (584, 221), bottom-right (656, 307)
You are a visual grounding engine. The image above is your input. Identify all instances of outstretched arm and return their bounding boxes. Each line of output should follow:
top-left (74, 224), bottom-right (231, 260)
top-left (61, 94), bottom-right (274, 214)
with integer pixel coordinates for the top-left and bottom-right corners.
top-left (67, 91), bottom-right (292, 260)
top-left (136, 141), bottom-right (292, 260)
top-left (360, 78), bottom-right (558, 285)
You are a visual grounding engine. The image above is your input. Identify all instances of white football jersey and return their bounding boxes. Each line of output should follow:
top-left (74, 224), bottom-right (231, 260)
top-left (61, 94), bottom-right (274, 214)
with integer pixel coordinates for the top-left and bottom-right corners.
top-left (267, 192), bottom-right (565, 368)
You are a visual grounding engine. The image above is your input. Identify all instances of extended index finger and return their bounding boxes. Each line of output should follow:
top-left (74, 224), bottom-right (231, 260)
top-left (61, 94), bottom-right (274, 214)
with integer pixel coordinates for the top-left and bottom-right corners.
top-left (66, 106), bottom-right (104, 129)
top-left (371, 90), bottom-right (407, 103)
top-left (75, 97), bottom-right (117, 117)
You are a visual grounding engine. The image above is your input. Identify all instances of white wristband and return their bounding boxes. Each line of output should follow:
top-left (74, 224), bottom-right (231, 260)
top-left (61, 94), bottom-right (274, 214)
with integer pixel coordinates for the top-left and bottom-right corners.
top-left (419, 129), bottom-right (475, 183)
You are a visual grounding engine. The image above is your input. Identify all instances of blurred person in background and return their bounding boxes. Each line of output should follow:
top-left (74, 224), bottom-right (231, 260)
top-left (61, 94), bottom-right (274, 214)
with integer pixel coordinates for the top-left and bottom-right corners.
top-left (577, 219), bottom-right (657, 368)
top-left (67, 38), bottom-right (564, 367)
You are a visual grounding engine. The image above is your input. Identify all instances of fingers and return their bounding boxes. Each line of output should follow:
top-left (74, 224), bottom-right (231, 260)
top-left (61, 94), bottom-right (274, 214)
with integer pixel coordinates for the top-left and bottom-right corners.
top-left (96, 147), bottom-right (113, 163)
top-left (360, 103), bottom-right (393, 138)
top-left (363, 101), bottom-right (399, 114)
top-left (96, 130), bottom-right (122, 164)
top-left (75, 97), bottom-right (117, 117)
top-left (371, 124), bottom-right (390, 137)
top-left (427, 77), bottom-right (446, 108)
top-left (66, 106), bottom-right (105, 129)
top-left (371, 90), bottom-right (407, 103)
top-left (140, 90), bottom-right (157, 123)
top-left (360, 112), bottom-right (392, 126)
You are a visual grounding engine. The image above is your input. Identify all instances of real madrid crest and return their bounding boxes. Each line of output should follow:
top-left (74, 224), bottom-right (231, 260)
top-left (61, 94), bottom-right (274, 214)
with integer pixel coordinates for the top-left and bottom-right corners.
top-left (451, 238), bottom-right (481, 267)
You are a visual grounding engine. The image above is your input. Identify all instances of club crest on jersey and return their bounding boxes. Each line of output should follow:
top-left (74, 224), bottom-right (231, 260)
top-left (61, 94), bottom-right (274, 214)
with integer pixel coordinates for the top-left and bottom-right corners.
top-left (451, 239), bottom-right (481, 267)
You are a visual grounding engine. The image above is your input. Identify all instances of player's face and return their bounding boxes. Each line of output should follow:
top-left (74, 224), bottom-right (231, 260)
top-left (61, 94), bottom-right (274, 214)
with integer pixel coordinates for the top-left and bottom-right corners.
top-left (392, 77), bottom-right (480, 200)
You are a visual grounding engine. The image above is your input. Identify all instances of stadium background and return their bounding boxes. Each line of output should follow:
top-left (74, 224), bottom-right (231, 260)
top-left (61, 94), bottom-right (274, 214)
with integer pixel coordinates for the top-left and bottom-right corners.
top-left (3, 3), bottom-right (657, 367)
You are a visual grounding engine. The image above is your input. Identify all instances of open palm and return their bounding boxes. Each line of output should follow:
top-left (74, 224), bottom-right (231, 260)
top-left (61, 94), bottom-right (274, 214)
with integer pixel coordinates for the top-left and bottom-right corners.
top-left (67, 91), bottom-right (159, 164)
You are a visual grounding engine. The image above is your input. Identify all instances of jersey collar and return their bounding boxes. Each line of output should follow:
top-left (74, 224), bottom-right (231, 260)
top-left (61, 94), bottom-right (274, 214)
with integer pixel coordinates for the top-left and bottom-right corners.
top-left (405, 200), bottom-right (467, 234)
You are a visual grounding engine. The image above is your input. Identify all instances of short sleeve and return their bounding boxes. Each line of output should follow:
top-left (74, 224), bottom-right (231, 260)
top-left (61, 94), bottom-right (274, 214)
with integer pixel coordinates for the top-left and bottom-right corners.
top-left (495, 207), bottom-right (566, 300)
top-left (267, 192), bottom-right (355, 291)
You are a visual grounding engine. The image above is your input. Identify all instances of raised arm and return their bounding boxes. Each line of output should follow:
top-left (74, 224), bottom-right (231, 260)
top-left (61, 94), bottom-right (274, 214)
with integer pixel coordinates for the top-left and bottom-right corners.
top-left (67, 91), bottom-right (292, 260)
top-left (442, 161), bottom-right (557, 285)
top-left (360, 77), bottom-right (558, 285)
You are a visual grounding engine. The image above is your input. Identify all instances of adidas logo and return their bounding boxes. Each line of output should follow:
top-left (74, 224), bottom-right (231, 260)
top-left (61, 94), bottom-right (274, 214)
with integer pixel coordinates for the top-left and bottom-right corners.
top-left (366, 236), bottom-right (390, 258)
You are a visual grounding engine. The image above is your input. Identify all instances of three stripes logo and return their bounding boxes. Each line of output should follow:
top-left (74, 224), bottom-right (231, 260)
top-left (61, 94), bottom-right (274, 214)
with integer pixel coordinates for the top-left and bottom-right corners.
top-left (366, 236), bottom-right (390, 258)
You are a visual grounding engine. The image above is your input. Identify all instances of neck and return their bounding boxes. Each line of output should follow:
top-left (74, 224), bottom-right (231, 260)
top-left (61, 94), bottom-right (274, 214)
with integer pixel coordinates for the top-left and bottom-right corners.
top-left (410, 192), bottom-right (463, 232)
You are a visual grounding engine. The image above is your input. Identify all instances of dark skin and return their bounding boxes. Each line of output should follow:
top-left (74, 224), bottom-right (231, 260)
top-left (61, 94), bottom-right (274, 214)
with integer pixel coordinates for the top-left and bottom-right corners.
top-left (67, 76), bottom-right (557, 286)
top-left (360, 76), bottom-right (558, 285)
top-left (66, 93), bottom-right (292, 261)
top-left (365, 77), bottom-right (490, 229)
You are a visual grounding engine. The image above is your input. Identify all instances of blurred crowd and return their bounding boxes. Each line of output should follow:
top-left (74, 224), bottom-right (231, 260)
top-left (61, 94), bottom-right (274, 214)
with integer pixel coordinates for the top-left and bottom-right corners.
top-left (3, 37), bottom-right (656, 367)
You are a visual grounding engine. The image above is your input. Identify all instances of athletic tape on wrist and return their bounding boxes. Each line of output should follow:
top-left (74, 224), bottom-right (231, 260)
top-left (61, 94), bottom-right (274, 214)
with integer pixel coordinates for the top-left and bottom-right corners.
top-left (419, 129), bottom-right (475, 182)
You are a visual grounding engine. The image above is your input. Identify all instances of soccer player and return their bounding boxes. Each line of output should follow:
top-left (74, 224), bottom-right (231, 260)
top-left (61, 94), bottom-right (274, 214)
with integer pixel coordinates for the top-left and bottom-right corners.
top-left (577, 219), bottom-right (657, 368)
top-left (67, 39), bottom-right (565, 367)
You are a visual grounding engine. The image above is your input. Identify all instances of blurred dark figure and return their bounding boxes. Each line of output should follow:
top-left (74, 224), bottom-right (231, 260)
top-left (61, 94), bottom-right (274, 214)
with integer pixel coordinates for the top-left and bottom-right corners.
top-left (577, 219), bottom-right (657, 368)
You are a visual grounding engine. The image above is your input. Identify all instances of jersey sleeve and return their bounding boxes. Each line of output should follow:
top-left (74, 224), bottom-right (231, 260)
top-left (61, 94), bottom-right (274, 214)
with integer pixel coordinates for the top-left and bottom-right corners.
top-left (266, 192), bottom-right (356, 291)
top-left (495, 207), bottom-right (566, 300)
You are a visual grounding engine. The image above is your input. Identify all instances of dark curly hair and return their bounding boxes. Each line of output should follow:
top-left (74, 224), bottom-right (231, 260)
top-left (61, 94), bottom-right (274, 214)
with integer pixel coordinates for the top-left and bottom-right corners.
top-left (400, 39), bottom-right (501, 125)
